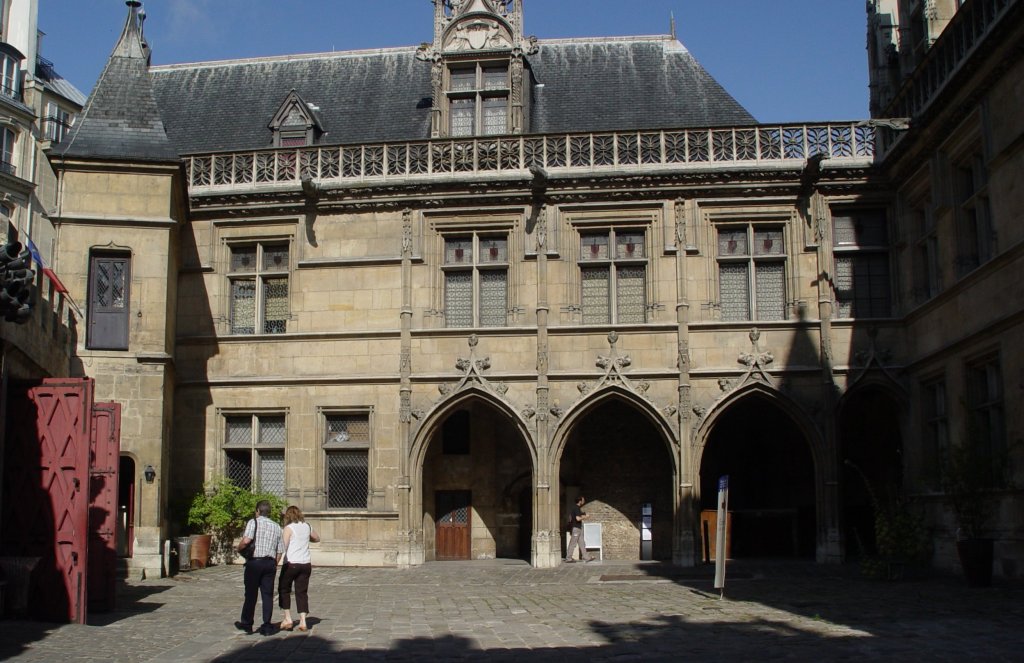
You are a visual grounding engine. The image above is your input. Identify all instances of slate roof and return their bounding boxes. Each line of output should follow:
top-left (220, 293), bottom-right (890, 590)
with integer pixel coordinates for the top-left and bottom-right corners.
top-left (529, 37), bottom-right (755, 133)
top-left (151, 49), bottom-right (432, 155)
top-left (36, 59), bottom-right (88, 107)
top-left (56, 7), bottom-right (177, 162)
top-left (148, 35), bottom-right (754, 155)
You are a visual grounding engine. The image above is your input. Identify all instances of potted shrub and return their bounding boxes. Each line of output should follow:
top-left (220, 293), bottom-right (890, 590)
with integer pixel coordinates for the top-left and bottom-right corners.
top-left (844, 460), bottom-right (930, 579)
top-left (186, 477), bottom-right (285, 566)
top-left (940, 438), bottom-right (1008, 587)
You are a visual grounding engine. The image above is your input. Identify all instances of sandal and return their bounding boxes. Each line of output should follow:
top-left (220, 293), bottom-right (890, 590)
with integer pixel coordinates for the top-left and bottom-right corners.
top-left (297, 624), bottom-right (308, 632)
top-left (280, 621), bottom-right (294, 631)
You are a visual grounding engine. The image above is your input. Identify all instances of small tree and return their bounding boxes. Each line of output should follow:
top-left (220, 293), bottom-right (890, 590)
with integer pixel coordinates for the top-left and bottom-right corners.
top-left (845, 460), bottom-right (930, 579)
top-left (941, 439), bottom-right (1007, 540)
top-left (187, 477), bottom-right (286, 563)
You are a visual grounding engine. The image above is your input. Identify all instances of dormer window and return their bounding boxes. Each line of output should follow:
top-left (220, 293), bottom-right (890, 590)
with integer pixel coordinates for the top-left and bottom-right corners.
top-left (269, 90), bottom-right (322, 148)
top-left (447, 61), bottom-right (509, 137)
top-left (419, 0), bottom-right (535, 138)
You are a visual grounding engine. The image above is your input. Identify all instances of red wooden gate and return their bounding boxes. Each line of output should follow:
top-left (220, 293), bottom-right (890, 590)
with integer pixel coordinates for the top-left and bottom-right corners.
top-left (89, 402), bottom-right (120, 612)
top-left (1, 378), bottom-right (120, 623)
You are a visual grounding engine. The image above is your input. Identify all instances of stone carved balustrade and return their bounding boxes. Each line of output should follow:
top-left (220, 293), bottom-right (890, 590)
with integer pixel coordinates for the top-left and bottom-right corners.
top-left (187, 122), bottom-right (877, 191)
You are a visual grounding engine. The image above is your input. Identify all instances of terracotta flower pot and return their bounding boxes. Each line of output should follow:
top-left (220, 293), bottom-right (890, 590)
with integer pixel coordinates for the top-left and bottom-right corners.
top-left (190, 534), bottom-right (213, 569)
top-left (956, 538), bottom-right (993, 587)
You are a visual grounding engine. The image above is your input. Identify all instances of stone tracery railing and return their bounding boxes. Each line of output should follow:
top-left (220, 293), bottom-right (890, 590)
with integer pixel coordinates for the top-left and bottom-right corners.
top-left (187, 123), bottom-right (876, 190)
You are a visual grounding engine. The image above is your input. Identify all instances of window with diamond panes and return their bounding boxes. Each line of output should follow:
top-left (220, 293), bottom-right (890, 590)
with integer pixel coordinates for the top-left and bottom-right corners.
top-left (832, 211), bottom-right (891, 318)
top-left (223, 414), bottom-right (286, 496)
top-left (87, 253), bottom-right (131, 350)
top-left (966, 357), bottom-right (1006, 479)
top-left (443, 234), bottom-right (508, 328)
top-left (228, 242), bottom-right (289, 335)
top-left (447, 62), bottom-right (508, 137)
top-left (324, 414), bottom-right (370, 509)
top-left (717, 226), bottom-right (786, 322)
top-left (911, 203), bottom-right (940, 303)
top-left (954, 156), bottom-right (993, 276)
top-left (579, 229), bottom-right (647, 324)
top-left (921, 378), bottom-right (949, 489)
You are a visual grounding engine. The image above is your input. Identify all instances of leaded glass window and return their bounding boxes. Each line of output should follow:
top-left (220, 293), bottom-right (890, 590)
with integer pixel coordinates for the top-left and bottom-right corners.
top-left (832, 210), bottom-right (891, 318)
top-left (966, 357), bottom-right (1006, 480)
top-left (446, 62), bottom-right (509, 137)
top-left (579, 229), bottom-right (648, 325)
top-left (324, 413), bottom-right (371, 509)
top-left (581, 266), bottom-right (611, 324)
top-left (719, 263), bottom-right (750, 321)
top-left (222, 414), bottom-right (287, 496)
top-left (717, 226), bottom-right (787, 322)
top-left (922, 378), bottom-right (949, 489)
top-left (228, 242), bottom-right (290, 335)
top-left (954, 156), bottom-right (993, 276)
top-left (87, 252), bottom-right (131, 350)
top-left (442, 234), bottom-right (508, 328)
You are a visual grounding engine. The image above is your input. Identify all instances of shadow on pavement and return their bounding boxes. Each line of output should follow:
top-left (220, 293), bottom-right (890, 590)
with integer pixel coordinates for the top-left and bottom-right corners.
top-left (0, 581), bottom-right (173, 658)
top-left (205, 612), bottom-right (891, 662)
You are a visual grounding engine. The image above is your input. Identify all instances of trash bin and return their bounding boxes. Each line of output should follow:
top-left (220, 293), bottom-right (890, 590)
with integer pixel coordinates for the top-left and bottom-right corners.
top-left (176, 537), bottom-right (193, 572)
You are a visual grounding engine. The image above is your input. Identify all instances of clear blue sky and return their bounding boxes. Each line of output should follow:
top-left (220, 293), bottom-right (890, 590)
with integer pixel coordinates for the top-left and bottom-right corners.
top-left (39, 0), bottom-right (869, 123)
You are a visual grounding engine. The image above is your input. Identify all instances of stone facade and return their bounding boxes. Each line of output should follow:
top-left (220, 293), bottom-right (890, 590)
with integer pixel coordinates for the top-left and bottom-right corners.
top-left (40, 0), bottom-right (1024, 579)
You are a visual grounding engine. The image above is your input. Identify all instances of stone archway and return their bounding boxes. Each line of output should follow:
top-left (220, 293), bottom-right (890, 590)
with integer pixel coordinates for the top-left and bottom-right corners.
top-left (414, 393), bottom-right (535, 562)
top-left (697, 392), bottom-right (818, 559)
top-left (837, 384), bottom-right (905, 559)
top-left (553, 392), bottom-right (677, 562)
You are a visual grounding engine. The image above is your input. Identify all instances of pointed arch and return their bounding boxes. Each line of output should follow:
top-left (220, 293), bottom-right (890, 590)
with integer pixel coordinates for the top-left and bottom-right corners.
top-left (550, 384), bottom-right (678, 474)
top-left (837, 373), bottom-right (908, 420)
top-left (694, 382), bottom-right (823, 559)
top-left (410, 385), bottom-right (537, 478)
top-left (693, 382), bottom-right (823, 471)
top-left (410, 385), bottom-right (537, 563)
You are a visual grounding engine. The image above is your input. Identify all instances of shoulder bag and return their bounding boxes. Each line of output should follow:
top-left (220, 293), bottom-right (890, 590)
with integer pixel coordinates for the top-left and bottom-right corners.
top-left (239, 518), bottom-right (257, 560)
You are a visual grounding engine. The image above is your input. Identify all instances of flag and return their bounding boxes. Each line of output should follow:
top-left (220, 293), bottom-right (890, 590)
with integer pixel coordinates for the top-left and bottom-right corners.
top-left (26, 238), bottom-right (69, 294)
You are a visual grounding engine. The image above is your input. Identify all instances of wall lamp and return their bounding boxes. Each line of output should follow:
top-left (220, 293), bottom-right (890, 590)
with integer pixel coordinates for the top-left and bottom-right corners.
top-left (144, 465), bottom-right (156, 483)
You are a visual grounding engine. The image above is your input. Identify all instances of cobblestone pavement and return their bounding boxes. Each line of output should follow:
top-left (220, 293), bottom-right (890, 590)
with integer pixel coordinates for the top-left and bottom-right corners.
top-left (1, 559), bottom-right (1022, 662)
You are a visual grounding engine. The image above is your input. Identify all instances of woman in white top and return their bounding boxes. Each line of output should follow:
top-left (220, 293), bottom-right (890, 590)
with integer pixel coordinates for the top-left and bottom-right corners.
top-left (277, 505), bottom-right (320, 631)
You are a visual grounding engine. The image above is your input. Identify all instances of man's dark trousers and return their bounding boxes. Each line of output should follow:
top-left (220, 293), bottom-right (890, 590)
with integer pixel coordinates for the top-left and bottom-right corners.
top-left (240, 557), bottom-right (277, 629)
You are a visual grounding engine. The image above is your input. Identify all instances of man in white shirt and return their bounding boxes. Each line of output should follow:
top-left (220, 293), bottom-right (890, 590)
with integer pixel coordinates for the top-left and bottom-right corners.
top-left (234, 500), bottom-right (283, 635)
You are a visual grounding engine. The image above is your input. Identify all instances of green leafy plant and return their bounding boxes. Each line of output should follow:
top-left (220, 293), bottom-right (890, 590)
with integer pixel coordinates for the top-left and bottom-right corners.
top-left (845, 460), bottom-right (930, 579)
top-left (941, 439), bottom-right (1009, 540)
top-left (187, 477), bottom-right (285, 563)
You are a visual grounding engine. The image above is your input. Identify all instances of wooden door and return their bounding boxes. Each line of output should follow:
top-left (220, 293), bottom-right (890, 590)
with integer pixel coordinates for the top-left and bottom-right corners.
top-left (2, 378), bottom-right (94, 622)
top-left (435, 490), bottom-right (471, 560)
top-left (88, 402), bottom-right (120, 612)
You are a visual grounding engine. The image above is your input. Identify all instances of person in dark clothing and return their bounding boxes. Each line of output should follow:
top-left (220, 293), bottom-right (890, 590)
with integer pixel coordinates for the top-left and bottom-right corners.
top-left (234, 500), bottom-right (284, 636)
top-left (564, 495), bottom-right (596, 562)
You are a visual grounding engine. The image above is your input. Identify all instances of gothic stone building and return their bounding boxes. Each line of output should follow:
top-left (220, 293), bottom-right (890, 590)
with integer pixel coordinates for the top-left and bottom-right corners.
top-left (47, 0), bottom-right (1022, 578)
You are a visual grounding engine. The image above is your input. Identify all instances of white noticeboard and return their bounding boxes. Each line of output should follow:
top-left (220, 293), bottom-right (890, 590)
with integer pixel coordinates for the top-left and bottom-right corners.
top-left (714, 475), bottom-right (729, 593)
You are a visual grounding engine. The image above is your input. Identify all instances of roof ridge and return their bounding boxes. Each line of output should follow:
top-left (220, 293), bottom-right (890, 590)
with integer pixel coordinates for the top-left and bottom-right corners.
top-left (149, 34), bottom-right (684, 75)
top-left (151, 45), bottom-right (419, 74)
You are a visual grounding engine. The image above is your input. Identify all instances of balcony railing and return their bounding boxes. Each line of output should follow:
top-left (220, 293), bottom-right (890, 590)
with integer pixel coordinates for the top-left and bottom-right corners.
top-left (0, 160), bottom-right (15, 176)
top-left (0, 83), bottom-right (19, 102)
top-left (883, 0), bottom-right (1019, 124)
top-left (187, 122), bottom-right (876, 191)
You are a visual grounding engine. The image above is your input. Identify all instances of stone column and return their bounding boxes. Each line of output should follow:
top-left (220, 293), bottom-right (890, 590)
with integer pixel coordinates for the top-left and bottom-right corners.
top-left (811, 192), bottom-right (843, 563)
top-left (533, 203), bottom-right (557, 568)
top-left (674, 199), bottom-right (698, 566)
top-left (397, 209), bottom-right (417, 567)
